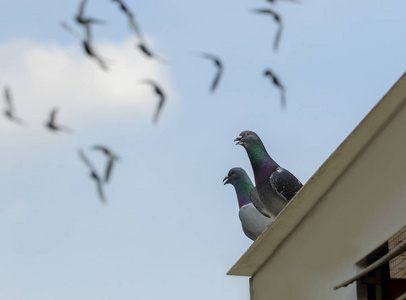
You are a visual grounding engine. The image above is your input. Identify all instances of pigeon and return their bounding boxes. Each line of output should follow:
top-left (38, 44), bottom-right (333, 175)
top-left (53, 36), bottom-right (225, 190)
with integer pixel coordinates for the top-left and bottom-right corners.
top-left (82, 39), bottom-right (108, 70)
top-left (111, 0), bottom-right (144, 40)
top-left (78, 148), bottom-right (106, 203)
top-left (141, 79), bottom-right (166, 124)
top-left (264, 69), bottom-right (285, 108)
top-left (252, 8), bottom-right (283, 51)
top-left (92, 145), bottom-right (120, 182)
top-left (223, 167), bottom-right (272, 241)
top-left (199, 53), bottom-right (223, 93)
top-left (234, 131), bottom-right (302, 218)
top-left (137, 42), bottom-right (169, 63)
top-left (45, 108), bottom-right (73, 133)
top-left (3, 86), bottom-right (24, 124)
top-left (75, 0), bottom-right (106, 26)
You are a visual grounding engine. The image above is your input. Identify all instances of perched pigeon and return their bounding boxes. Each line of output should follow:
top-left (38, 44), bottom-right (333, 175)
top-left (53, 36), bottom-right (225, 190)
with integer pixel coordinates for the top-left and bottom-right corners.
top-left (199, 53), bottom-right (223, 93)
top-left (234, 131), bottom-right (302, 218)
top-left (3, 86), bottom-right (24, 124)
top-left (252, 8), bottom-right (283, 51)
top-left (141, 79), bottom-right (166, 124)
top-left (45, 108), bottom-right (73, 133)
top-left (92, 145), bottom-right (120, 182)
top-left (264, 69), bottom-right (285, 108)
top-left (224, 167), bottom-right (272, 241)
top-left (78, 148), bottom-right (106, 203)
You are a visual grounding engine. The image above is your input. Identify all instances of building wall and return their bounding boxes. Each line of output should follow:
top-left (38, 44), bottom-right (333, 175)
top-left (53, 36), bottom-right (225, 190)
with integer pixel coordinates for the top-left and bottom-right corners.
top-left (251, 99), bottom-right (406, 299)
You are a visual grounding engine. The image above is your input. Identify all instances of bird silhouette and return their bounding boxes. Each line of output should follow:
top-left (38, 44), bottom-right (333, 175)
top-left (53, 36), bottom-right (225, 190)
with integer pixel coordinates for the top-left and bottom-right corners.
top-left (141, 79), bottom-right (166, 124)
top-left (78, 149), bottom-right (106, 203)
top-left (252, 8), bottom-right (283, 51)
top-left (264, 69), bottom-right (286, 108)
top-left (82, 39), bottom-right (108, 70)
top-left (137, 42), bottom-right (169, 63)
top-left (199, 53), bottom-right (223, 93)
top-left (92, 145), bottom-right (120, 182)
top-left (45, 108), bottom-right (73, 133)
top-left (3, 86), bottom-right (24, 124)
top-left (111, 0), bottom-right (144, 41)
top-left (75, 0), bottom-right (106, 26)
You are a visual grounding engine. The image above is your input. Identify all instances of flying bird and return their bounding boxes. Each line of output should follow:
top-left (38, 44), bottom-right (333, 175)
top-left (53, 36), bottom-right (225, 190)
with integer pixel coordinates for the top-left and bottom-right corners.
top-left (75, 0), bottom-right (106, 26)
top-left (78, 149), bottom-right (106, 203)
top-left (199, 53), bottom-right (223, 93)
top-left (252, 8), bottom-right (283, 51)
top-left (111, 0), bottom-right (144, 40)
top-left (92, 145), bottom-right (120, 182)
top-left (3, 86), bottom-right (23, 124)
top-left (45, 108), bottom-right (73, 133)
top-left (82, 39), bottom-right (108, 70)
top-left (141, 79), bottom-right (166, 124)
top-left (137, 42), bottom-right (169, 63)
top-left (234, 131), bottom-right (303, 218)
top-left (224, 167), bottom-right (272, 241)
top-left (264, 69), bottom-right (285, 108)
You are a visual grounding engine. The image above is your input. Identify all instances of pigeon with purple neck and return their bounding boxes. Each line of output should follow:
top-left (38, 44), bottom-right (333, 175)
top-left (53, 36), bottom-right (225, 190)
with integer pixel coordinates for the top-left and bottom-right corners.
top-left (234, 131), bottom-right (302, 218)
top-left (223, 167), bottom-right (272, 241)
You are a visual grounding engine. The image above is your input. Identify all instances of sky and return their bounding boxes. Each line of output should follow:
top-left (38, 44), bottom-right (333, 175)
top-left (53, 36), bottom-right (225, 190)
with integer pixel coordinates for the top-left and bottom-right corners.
top-left (0, 0), bottom-right (405, 299)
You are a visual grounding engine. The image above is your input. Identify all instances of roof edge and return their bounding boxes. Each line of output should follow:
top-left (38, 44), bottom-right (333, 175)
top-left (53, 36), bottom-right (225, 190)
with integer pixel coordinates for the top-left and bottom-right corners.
top-left (228, 72), bottom-right (406, 276)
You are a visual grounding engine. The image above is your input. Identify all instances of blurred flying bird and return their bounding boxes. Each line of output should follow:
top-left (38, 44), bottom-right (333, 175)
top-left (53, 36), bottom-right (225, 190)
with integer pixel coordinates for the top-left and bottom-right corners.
top-left (3, 86), bottom-right (24, 124)
top-left (141, 79), bottom-right (166, 124)
top-left (223, 167), bottom-right (272, 240)
top-left (199, 53), bottom-right (223, 93)
top-left (264, 69), bottom-right (285, 108)
top-left (111, 0), bottom-right (143, 40)
top-left (82, 39), bottom-right (108, 70)
top-left (252, 8), bottom-right (283, 51)
top-left (137, 42), bottom-right (169, 63)
top-left (78, 149), bottom-right (106, 203)
top-left (234, 131), bottom-right (303, 218)
top-left (45, 108), bottom-right (73, 133)
top-left (75, 0), bottom-right (106, 26)
top-left (92, 145), bottom-right (120, 182)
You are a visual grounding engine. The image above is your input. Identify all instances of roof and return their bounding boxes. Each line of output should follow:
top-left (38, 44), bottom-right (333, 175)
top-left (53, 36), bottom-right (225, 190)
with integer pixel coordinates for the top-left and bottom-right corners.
top-left (228, 72), bottom-right (406, 276)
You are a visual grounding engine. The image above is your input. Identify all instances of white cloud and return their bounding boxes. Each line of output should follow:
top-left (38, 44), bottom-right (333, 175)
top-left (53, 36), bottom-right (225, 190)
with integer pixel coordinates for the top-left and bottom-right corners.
top-left (0, 38), bottom-right (175, 130)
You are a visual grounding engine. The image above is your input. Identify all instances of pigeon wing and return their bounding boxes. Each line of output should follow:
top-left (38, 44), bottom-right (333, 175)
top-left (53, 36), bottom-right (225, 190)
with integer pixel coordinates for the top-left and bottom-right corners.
top-left (250, 187), bottom-right (271, 217)
top-left (269, 167), bottom-right (303, 202)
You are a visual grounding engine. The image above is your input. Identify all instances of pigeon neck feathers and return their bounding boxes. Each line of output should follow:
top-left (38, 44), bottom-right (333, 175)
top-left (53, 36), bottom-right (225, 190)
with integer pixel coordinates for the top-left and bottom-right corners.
top-left (246, 142), bottom-right (278, 183)
top-left (233, 178), bottom-right (253, 208)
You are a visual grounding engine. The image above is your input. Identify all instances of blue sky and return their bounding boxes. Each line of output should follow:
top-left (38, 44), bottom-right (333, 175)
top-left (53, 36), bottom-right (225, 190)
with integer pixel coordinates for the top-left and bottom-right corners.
top-left (0, 0), bottom-right (405, 299)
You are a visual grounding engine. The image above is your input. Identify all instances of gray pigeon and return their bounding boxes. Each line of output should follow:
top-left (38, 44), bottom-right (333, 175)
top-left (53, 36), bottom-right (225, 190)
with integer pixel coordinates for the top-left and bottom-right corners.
top-left (234, 131), bottom-right (302, 218)
top-left (223, 167), bottom-right (272, 241)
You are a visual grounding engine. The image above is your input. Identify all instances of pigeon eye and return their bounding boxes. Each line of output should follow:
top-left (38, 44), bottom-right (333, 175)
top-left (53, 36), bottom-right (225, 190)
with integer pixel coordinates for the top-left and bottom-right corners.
top-left (246, 132), bottom-right (251, 136)
top-left (231, 171), bottom-right (235, 176)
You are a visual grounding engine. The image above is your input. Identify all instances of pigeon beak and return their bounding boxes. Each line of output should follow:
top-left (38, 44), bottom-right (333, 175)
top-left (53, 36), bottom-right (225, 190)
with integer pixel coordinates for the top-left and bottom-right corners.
top-left (223, 175), bottom-right (230, 185)
top-left (234, 136), bottom-right (243, 145)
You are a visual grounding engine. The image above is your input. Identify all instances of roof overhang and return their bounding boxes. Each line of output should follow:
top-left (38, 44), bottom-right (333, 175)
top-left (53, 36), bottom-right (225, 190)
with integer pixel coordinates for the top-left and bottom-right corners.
top-left (228, 72), bottom-right (406, 276)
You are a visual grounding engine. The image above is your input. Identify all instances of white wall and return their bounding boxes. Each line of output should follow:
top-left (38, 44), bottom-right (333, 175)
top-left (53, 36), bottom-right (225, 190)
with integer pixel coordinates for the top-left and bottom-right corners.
top-left (251, 97), bottom-right (406, 299)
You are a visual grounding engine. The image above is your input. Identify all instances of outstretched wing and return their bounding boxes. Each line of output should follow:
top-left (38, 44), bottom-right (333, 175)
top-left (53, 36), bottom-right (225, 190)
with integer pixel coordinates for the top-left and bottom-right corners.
top-left (210, 63), bottom-right (223, 93)
top-left (269, 167), bottom-right (303, 202)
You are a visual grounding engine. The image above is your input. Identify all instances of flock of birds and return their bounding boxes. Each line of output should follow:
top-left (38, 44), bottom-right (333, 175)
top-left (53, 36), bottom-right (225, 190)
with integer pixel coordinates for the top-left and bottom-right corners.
top-left (3, 0), bottom-right (297, 204)
top-left (224, 131), bottom-right (302, 241)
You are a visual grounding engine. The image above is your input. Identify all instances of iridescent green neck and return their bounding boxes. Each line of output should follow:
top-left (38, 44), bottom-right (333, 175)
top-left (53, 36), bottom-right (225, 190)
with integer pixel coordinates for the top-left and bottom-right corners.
top-left (246, 143), bottom-right (278, 182)
top-left (234, 178), bottom-right (253, 208)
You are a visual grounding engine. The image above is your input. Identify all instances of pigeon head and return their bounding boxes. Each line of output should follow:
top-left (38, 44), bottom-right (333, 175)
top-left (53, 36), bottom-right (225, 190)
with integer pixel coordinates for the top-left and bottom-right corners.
top-left (223, 167), bottom-right (248, 186)
top-left (234, 130), bottom-right (261, 149)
